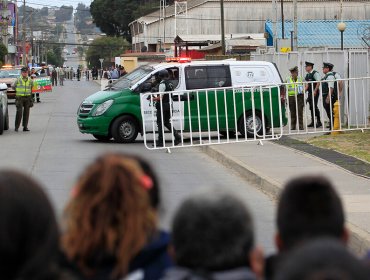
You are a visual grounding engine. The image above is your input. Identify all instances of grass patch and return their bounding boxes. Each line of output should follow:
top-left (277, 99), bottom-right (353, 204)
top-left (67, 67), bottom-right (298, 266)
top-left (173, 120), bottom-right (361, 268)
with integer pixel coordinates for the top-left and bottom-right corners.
top-left (306, 130), bottom-right (370, 162)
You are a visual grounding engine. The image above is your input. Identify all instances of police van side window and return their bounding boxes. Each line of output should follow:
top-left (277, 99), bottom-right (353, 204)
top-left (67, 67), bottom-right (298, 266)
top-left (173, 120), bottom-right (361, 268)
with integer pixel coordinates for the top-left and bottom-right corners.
top-left (207, 66), bottom-right (231, 88)
top-left (168, 67), bottom-right (180, 88)
top-left (185, 67), bottom-right (208, 90)
top-left (185, 66), bottom-right (231, 90)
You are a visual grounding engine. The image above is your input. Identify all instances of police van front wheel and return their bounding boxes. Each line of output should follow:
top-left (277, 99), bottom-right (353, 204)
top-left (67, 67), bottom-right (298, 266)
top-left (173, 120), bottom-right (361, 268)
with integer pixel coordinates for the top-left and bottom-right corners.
top-left (238, 111), bottom-right (267, 137)
top-left (111, 115), bottom-right (139, 143)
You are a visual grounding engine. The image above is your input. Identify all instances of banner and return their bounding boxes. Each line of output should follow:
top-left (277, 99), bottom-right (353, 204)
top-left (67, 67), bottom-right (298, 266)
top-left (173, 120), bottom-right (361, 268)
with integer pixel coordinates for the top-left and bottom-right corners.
top-left (32, 77), bottom-right (52, 93)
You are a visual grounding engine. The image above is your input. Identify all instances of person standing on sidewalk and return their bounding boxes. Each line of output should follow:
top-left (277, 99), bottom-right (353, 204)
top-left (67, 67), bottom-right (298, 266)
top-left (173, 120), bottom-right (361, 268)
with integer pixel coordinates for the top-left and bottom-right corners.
top-left (286, 66), bottom-right (304, 130)
top-left (12, 67), bottom-right (34, 132)
top-left (59, 67), bottom-right (65, 86)
top-left (304, 61), bottom-right (322, 128)
top-left (51, 68), bottom-right (58, 86)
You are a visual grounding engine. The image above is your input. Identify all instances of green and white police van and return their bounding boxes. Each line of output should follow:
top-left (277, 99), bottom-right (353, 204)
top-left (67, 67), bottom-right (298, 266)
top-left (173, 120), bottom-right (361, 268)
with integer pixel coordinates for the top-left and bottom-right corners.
top-left (77, 60), bottom-right (287, 143)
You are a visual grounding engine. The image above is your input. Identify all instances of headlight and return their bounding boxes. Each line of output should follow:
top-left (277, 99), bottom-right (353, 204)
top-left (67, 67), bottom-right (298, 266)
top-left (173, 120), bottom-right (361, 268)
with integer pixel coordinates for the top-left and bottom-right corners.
top-left (92, 99), bottom-right (114, 116)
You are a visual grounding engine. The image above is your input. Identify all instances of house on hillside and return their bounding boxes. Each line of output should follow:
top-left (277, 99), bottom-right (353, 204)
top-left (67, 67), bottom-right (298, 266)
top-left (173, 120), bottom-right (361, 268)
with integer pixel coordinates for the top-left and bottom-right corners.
top-left (129, 0), bottom-right (370, 54)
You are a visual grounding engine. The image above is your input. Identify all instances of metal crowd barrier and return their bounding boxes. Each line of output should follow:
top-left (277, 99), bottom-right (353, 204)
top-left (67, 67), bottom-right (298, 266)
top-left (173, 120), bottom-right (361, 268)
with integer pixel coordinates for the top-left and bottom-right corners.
top-left (141, 84), bottom-right (286, 150)
top-left (141, 77), bottom-right (369, 150)
top-left (283, 77), bottom-right (369, 135)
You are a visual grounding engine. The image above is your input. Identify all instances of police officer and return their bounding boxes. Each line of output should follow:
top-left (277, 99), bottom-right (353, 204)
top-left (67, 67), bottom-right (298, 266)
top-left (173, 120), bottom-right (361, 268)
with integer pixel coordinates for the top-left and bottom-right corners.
top-left (304, 61), bottom-right (322, 128)
top-left (12, 67), bottom-right (34, 132)
top-left (286, 66), bottom-right (304, 130)
top-left (321, 62), bottom-right (339, 130)
top-left (153, 69), bottom-right (181, 147)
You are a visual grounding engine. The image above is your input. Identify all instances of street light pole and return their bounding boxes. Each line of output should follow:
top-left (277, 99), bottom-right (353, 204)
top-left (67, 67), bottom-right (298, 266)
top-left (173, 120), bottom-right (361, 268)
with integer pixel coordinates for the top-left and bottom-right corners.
top-left (337, 22), bottom-right (346, 51)
top-left (220, 0), bottom-right (225, 55)
top-left (22, 0), bottom-right (26, 66)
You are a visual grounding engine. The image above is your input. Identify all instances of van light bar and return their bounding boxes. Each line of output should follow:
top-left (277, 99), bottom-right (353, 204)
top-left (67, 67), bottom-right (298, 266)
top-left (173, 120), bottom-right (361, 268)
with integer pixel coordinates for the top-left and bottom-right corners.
top-left (166, 57), bottom-right (191, 63)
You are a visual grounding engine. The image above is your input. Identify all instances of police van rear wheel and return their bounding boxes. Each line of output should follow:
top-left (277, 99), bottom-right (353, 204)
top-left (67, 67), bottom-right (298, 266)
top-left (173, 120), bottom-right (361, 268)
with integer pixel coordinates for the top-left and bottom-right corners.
top-left (238, 111), bottom-right (264, 137)
top-left (111, 115), bottom-right (139, 143)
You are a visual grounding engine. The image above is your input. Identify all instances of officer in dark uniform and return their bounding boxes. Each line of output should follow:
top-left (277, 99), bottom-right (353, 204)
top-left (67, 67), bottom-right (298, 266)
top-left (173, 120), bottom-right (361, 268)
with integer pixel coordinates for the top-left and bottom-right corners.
top-left (12, 67), bottom-right (34, 132)
top-left (321, 62), bottom-right (338, 130)
top-left (304, 61), bottom-right (322, 128)
top-left (153, 69), bottom-right (181, 147)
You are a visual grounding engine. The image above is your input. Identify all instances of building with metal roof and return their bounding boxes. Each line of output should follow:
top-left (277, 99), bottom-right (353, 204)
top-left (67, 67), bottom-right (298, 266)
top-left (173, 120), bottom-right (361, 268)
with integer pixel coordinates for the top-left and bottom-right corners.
top-left (129, 0), bottom-right (370, 53)
top-left (265, 20), bottom-right (370, 49)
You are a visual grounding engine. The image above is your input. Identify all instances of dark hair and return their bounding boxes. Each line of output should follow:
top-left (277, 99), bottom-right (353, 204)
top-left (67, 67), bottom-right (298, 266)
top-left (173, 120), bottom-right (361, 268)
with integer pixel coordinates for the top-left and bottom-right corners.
top-left (0, 170), bottom-right (60, 280)
top-left (172, 192), bottom-right (254, 271)
top-left (275, 238), bottom-right (370, 280)
top-left (277, 175), bottom-right (345, 250)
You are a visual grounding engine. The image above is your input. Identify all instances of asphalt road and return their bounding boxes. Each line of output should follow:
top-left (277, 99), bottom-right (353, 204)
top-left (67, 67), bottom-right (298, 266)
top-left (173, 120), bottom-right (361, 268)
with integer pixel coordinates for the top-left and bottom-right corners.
top-left (1, 79), bottom-right (277, 254)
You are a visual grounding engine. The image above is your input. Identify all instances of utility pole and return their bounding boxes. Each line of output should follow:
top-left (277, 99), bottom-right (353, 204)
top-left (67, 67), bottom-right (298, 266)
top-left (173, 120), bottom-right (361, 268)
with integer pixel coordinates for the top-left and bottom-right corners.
top-left (220, 0), bottom-right (225, 55)
top-left (281, 0), bottom-right (284, 39)
top-left (1, 0), bottom-right (10, 64)
top-left (30, 9), bottom-right (33, 66)
top-left (293, 0), bottom-right (297, 50)
top-left (22, 0), bottom-right (26, 66)
top-left (272, 0), bottom-right (278, 51)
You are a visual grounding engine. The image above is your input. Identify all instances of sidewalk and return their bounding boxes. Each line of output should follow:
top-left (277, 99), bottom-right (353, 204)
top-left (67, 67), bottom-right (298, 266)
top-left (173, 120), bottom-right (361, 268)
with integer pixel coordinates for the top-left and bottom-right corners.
top-left (201, 138), bottom-right (370, 255)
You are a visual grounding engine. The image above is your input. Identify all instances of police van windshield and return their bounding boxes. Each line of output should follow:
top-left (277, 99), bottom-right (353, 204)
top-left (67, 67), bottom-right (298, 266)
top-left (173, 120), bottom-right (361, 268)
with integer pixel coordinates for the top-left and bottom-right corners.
top-left (108, 65), bottom-right (154, 90)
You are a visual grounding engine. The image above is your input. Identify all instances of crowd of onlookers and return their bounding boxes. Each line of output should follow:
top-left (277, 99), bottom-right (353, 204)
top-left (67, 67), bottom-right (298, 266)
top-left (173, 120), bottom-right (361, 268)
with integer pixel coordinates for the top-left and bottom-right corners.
top-left (1, 152), bottom-right (369, 280)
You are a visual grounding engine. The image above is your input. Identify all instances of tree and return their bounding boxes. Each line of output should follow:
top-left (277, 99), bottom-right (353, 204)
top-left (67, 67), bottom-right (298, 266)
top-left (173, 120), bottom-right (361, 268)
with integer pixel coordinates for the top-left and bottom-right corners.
top-left (85, 36), bottom-right (130, 68)
top-left (0, 43), bottom-right (8, 65)
top-left (40, 7), bottom-right (48, 16)
top-left (46, 46), bottom-right (63, 66)
top-left (75, 3), bottom-right (95, 35)
top-left (90, 0), bottom-right (171, 38)
top-left (55, 5), bottom-right (73, 22)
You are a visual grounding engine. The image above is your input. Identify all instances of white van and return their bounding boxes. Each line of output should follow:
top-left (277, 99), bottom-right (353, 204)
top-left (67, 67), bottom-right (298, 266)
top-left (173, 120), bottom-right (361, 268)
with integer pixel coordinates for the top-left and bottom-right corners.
top-left (78, 59), bottom-right (287, 142)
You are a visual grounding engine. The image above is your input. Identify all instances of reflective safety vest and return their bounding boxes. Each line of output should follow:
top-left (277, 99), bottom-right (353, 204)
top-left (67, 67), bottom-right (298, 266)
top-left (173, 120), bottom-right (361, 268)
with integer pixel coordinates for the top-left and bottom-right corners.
top-left (15, 76), bottom-right (32, 96)
top-left (287, 76), bottom-right (304, 96)
top-left (321, 72), bottom-right (337, 97)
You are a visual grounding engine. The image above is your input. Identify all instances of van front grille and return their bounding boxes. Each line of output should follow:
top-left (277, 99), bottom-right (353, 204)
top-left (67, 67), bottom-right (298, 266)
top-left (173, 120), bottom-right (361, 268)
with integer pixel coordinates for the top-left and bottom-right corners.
top-left (79, 103), bottom-right (94, 114)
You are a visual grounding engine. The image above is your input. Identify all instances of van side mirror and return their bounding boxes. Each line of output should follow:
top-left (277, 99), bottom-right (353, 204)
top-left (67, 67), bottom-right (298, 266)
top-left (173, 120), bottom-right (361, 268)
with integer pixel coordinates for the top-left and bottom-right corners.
top-left (0, 83), bottom-right (7, 91)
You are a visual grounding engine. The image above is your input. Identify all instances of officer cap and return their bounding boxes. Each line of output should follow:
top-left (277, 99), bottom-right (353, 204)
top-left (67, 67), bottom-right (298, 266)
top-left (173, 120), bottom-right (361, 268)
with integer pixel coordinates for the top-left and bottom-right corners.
top-left (157, 69), bottom-right (169, 79)
top-left (289, 66), bottom-right (298, 72)
top-left (323, 62), bottom-right (334, 70)
top-left (20, 67), bottom-right (28, 72)
top-left (305, 61), bottom-right (314, 67)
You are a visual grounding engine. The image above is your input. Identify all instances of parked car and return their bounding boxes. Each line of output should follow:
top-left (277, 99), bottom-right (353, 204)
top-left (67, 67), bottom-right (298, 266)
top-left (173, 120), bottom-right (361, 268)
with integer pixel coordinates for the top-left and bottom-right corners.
top-left (0, 67), bottom-right (21, 99)
top-left (0, 82), bottom-right (9, 135)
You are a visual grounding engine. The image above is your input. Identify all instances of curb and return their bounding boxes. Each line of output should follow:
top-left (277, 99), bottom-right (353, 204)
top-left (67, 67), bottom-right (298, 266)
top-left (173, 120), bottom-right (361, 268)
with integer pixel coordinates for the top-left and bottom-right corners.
top-left (200, 145), bottom-right (281, 200)
top-left (200, 144), bottom-right (370, 255)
